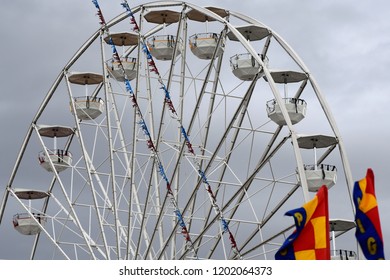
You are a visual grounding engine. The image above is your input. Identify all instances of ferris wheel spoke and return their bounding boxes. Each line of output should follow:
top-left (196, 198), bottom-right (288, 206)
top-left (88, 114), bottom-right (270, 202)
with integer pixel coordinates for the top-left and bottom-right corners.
top-left (178, 128), bottom-right (287, 258)
top-left (193, 76), bottom-right (258, 253)
top-left (186, 49), bottom-right (225, 235)
top-left (237, 183), bottom-right (300, 256)
top-left (146, 32), bottom-right (229, 259)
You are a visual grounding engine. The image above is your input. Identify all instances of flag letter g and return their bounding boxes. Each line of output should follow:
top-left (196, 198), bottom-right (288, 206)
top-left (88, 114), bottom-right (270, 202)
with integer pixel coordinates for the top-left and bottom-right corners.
top-left (367, 237), bottom-right (377, 255)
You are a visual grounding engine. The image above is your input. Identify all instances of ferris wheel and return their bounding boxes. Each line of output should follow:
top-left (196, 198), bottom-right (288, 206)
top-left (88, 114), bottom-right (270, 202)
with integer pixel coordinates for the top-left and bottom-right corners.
top-left (0, 1), bottom-right (358, 260)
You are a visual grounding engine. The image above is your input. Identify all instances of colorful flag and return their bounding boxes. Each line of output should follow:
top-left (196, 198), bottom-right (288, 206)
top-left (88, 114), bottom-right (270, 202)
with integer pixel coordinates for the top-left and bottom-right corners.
top-left (275, 185), bottom-right (330, 260)
top-left (353, 168), bottom-right (385, 260)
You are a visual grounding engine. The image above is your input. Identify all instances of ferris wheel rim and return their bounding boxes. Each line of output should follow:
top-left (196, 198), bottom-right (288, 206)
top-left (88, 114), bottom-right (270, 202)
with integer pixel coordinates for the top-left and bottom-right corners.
top-left (0, 0), bottom-right (356, 260)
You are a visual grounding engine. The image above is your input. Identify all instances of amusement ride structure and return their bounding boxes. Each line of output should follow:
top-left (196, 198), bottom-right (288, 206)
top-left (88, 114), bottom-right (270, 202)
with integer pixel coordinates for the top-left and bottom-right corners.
top-left (0, 1), bottom-right (357, 260)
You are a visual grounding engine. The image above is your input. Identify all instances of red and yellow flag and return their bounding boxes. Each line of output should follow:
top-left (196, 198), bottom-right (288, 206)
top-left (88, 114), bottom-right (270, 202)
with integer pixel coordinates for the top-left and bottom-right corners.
top-left (275, 185), bottom-right (330, 260)
top-left (353, 168), bottom-right (385, 259)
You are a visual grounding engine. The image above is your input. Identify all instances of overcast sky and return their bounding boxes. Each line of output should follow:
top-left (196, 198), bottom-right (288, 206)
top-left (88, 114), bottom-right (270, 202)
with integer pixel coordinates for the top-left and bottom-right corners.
top-left (0, 0), bottom-right (389, 259)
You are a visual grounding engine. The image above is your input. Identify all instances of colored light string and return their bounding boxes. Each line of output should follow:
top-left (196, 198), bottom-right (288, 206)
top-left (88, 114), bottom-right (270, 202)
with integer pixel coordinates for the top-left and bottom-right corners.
top-left (120, 0), bottom-right (242, 258)
top-left (91, 0), bottom-right (198, 259)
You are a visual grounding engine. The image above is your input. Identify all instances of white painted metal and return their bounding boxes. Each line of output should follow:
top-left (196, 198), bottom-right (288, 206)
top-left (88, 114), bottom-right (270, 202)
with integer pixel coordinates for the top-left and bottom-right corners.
top-left (0, 1), bottom-right (356, 260)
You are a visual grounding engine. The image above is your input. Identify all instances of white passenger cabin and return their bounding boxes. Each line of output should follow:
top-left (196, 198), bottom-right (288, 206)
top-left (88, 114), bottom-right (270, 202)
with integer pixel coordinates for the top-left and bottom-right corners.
top-left (227, 25), bottom-right (270, 80)
top-left (72, 96), bottom-right (105, 120)
top-left (104, 32), bottom-right (139, 82)
top-left (329, 219), bottom-right (357, 260)
top-left (37, 125), bottom-right (73, 173)
top-left (189, 33), bottom-right (225, 60)
top-left (147, 35), bottom-right (182, 61)
top-left (108, 57), bottom-right (137, 81)
top-left (265, 70), bottom-right (308, 126)
top-left (68, 72), bottom-right (104, 120)
top-left (12, 189), bottom-right (48, 235)
top-left (230, 53), bottom-right (264, 81)
top-left (186, 7), bottom-right (228, 60)
top-left (266, 98), bottom-right (307, 126)
top-left (297, 134), bottom-right (338, 192)
top-left (144, 10), bottom-right (182, 61)
top-left (303, 164), bottom-right (337, 192)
